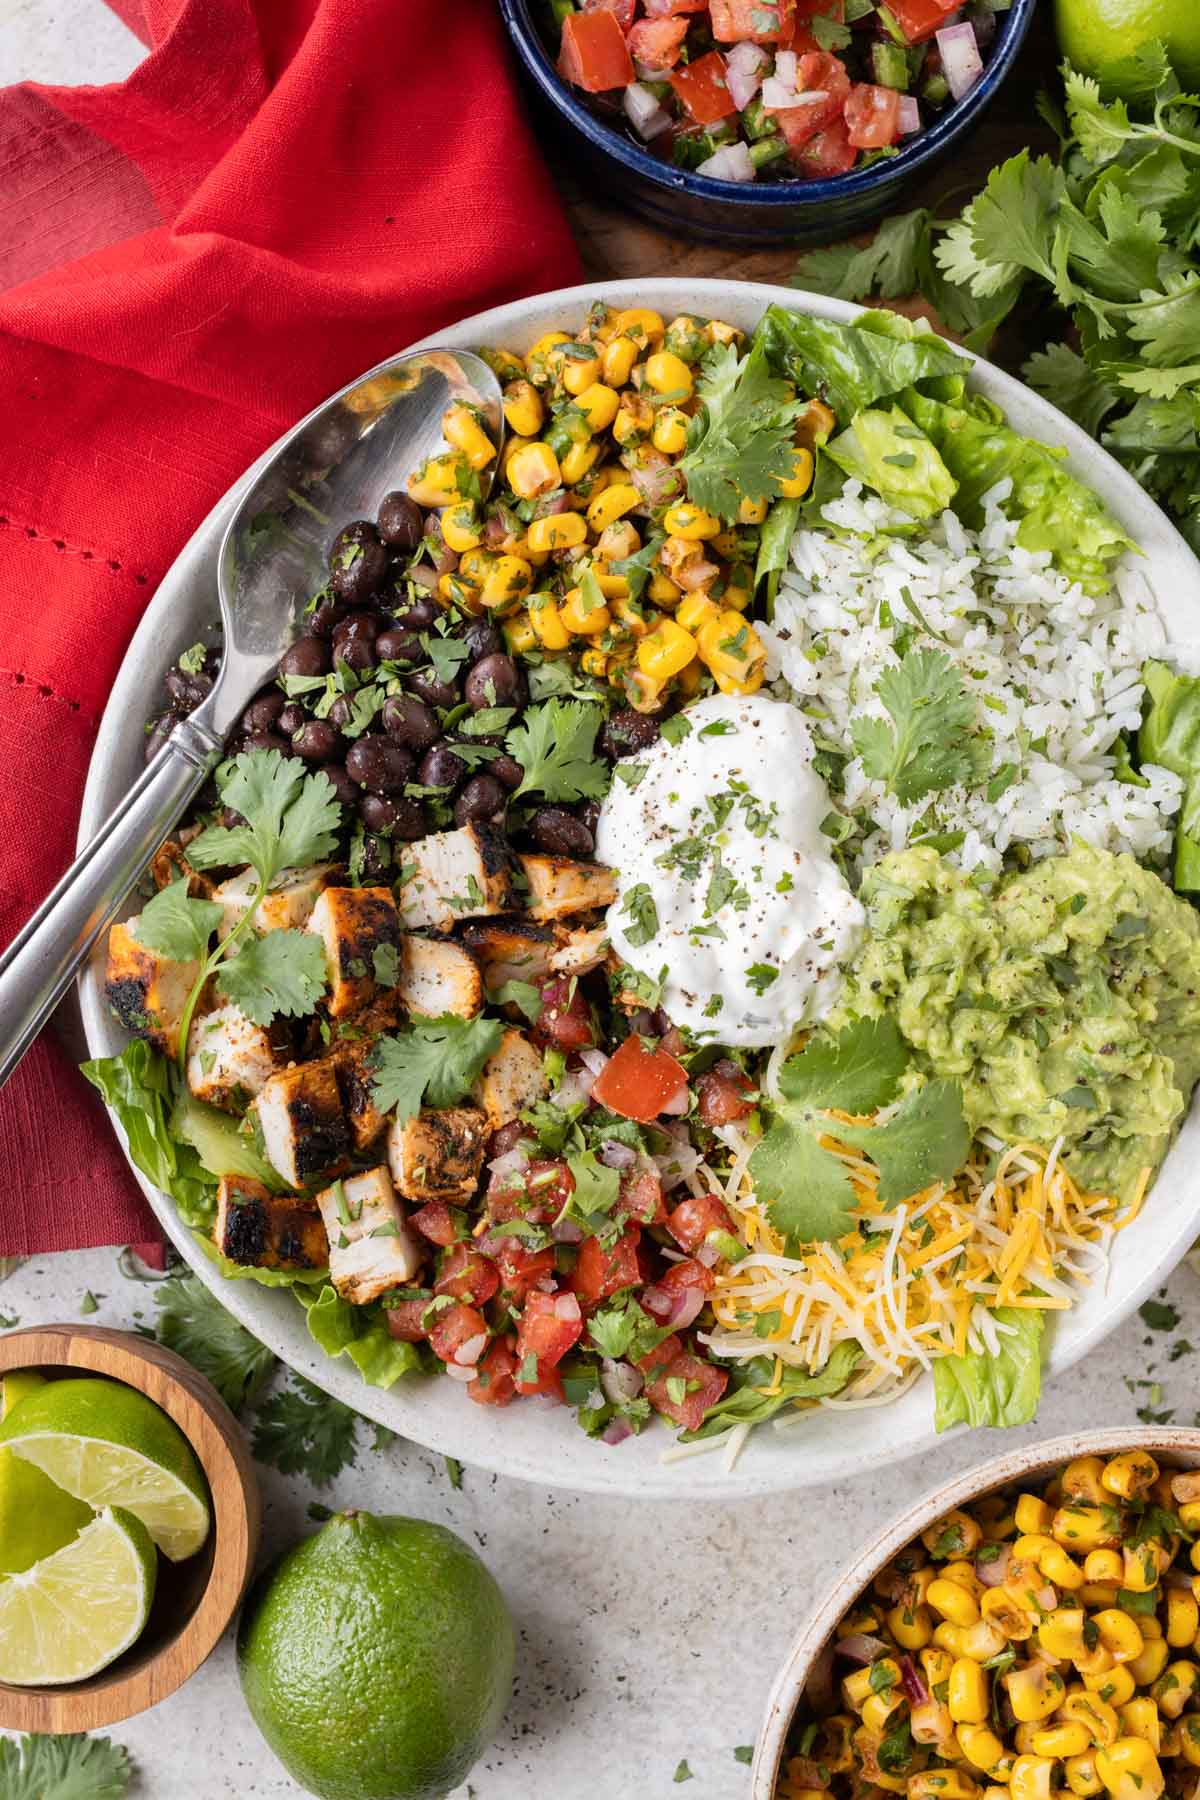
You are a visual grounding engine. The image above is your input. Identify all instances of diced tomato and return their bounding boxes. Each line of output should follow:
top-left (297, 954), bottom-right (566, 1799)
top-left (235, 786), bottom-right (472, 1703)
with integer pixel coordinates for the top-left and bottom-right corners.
top-left (582, 0), bottom-right (636, 29)
top-left (884, 0), bottom-right (959, 42)
top-left (615, 1163), bottom-right (667, 1228)
top-left (633, 1331), bottom-right (682, 1382)
top-left (468, 1337), bottom-right (519, 1407)
top-left (516, 1290), bottom-right (584, 1380)
top-left (669, 51), bottom-right (735, 126)
top-left (410, 1200), bottom-right (460, 1248)
top-left (644, 1349), bottom-right (728, 1432)
top-left (488, 1157), bottom-right (574, 1226)
top-left (658, 1256), bottom-right (716, 1301)
top-left (626, 16), bottom-right (689, 68)
top-left (428, 1302), bottom-right (489, 1365)
top-left (434, 1244), bottom-right (500, 1307)
top-left (667, 1193), bottom-right (736, 1255)
top-left (766, 50), bottom-right (848, 150)
top-left (537, 978), bottom-right (596, 1050)
top-left (795, 115), bottom-right (857, 176)
top-left (781, 0), bottom-right (842, 49)
top-left (491, 1238), bottom-right (559, 1302)
top-left (844, 81), bottom-right (902, 148)
top-left (642, 0), bottom-right (707, 14)
top-left (709, 0), bottom-right (794, 43)
top-left (696, 1060), bottom-right (756, 1126)
top-left (591, 1034), bottom-right (688, 1124)
top-left (385, 1298), bottom-right (431, 1343)
top-left (514, 1360), bottom-right (566, 1401)
top-left (557, 9), bottom-right (634, 93)
top-left (572, 1227), bottom-right (647, 1309)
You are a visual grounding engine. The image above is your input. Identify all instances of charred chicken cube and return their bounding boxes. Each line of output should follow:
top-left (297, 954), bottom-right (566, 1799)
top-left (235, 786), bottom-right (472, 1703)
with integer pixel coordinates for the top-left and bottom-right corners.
top-left (518, 854), bottom-right (618, 922)
top-left (549, 923), bottom-right (609, 977)
top-left (186, 1003), bottom-right (282, 1111)
top-left (315, 1165), bottom-right (424, 1305)
top-left (150, 837), bottom-right (215, 898)
top-left (456, 916), bottom-right (558, 992)
top-left (325, 993), bottom-right (405, 1154)
top-left (396, 936), bottom-right (481, 1019)
top-left (387, 1106), bottom-right (488, 1205)
top-left (214, 863), bottom-right (341, 942)
top-left (305, 885), bottom-right (400, 1019)
top-left (104, 918), bottom-right (202, 1060)
top-left (252, 1060), bottom-right (350, 1189)
top-left (213, 1175), bottom-right (327, 1271)
top-left (396, 824), bottom-right (514, 933)
top-left (471, 1028), bottom-right (548, 1132)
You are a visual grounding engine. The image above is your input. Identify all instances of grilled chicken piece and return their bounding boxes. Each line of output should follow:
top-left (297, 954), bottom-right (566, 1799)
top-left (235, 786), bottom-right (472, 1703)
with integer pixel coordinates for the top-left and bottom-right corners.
top-left (548, 924), bottom-right (609, 977)
top-left (472, 1028), bottom-right (547, 1133)
top-left (252, 1060), bottom-right (350, 1189)
top-left (396, 824), bottom-right (514, 933)
top-left (305, 885), bottom-right (400, 1019)
top-left (104, 919), bottom-right (202, 1060)
top-left (324, 993), bottom-right (405, 1154)
top-left (186, 1003), bottom-right (283, 1111)
top-left (387, 1106), bottom-right (488, 1205)
top-left (213, 1176), bottom-right (327, 1272)
top-left (151, 838), bottom-right (215, 899)
top-left (456, 916), bottom-right (558, 991)
top-left (396, 936), bottom-right (481, 1019)
top-left (315, 1166), bottom-right (424, 1304)
top-left (518, 854), bottom-right (618, 922)
top-left (214, 863), bottom-right (342, 942)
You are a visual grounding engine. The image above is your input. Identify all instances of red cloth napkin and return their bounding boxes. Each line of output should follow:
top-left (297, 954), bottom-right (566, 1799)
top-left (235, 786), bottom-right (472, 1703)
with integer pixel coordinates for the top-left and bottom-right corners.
top-left (0, 0), bottom-right (580, 1257)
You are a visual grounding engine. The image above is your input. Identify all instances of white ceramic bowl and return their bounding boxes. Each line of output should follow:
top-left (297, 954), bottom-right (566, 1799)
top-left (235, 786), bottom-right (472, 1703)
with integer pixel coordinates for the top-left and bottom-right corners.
top-left (751, 1427), bottom-right (1200, 1797)
top-left (79, 278), bottom-right (1200, 1499)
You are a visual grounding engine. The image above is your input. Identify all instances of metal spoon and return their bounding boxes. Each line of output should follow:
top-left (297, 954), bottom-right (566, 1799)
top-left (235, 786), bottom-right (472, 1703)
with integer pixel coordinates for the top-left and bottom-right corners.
top-left (0, 347), bottom-right (504, 1087)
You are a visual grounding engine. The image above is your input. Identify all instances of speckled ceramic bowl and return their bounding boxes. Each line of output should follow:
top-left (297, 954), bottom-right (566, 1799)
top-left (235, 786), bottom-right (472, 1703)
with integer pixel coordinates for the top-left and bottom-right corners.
top-left (79, 278), bottom-right (1200, 1500)
top-left (752, 1428), bottom-right (1200, 1797)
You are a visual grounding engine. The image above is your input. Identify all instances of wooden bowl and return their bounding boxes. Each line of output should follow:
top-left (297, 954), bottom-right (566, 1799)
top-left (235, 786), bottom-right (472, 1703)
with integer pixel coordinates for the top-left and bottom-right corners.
top-left (0, 1324), bottom-right (261, 1732)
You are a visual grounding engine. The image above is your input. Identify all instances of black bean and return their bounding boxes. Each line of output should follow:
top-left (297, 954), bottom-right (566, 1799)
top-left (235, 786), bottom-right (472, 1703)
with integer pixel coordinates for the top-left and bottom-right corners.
top-left (277, 702), bottom-right (307, 738)
top-left (333, 635), bottom-right (376, 674)
top-left (243, 730), bottom-right (291, 756)
top-left (308, 596), bottom-right (349, 640)
top-left (377, 491), bottom-right (424, 551)
top-left (278, 636), bottom-right (330, 679)
top-left (222, 805), bottom-right (248, 828)
top-left (346, 737), bottom-right (414, 794)
top-left (407, 669), bottom-right (459, 710)
top-left (461, 619), bottom-right (503, 665)
top-left (322, 764), bottom-right (359, 806)
top-left (490, 753), bottom-right (524, 790)
top-left (164, 667), bottom-right (212, 711)
top-left (388, 796), bottom-right (427, 840)
top-left (358, 793), bottom-right (406, 834)
top-left (374, 626), bottom-right (422, 665)
top-left (418, 741), bottom-right (467, 790)
top-left (292, 720), bottom-right (342, 763)
top-left (144, 714), bottom-right (173, 765)
top-left (465, 653), bottom-right (525, 711)
top-left (382, 694), bottom-right (440, 751)
top-left (329, 521), bottom-right (387, 603)
top-left (532, 806), bottom-right (594, 857)
top-left (240, 691), bottom-right (286, 734)
top-left (602, 707), bottom-right (661, 759)
top-left (393, 596), bottom-right (438, 631)
top-left (332, 608), bottom-right (378, 645)
top-left (580, 799), bottom-right (601, 838)
top-left (454, 774), bottom-right (506, 826)
top-left (362, 836), bottom-right (393, 881)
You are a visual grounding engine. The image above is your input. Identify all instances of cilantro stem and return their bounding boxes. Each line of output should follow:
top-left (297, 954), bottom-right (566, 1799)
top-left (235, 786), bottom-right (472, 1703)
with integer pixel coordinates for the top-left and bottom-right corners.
top-left (175, 876), bottom-right (268, 1075)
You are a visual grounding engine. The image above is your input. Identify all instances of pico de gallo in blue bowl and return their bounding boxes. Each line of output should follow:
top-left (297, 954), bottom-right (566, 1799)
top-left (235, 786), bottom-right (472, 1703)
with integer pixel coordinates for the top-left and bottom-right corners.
top-left (498, 0), bottom-right (1036, 243)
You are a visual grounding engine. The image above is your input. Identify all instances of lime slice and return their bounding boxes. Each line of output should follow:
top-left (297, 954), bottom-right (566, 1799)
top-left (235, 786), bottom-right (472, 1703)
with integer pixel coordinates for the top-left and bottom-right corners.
top-left (0, 1505), bottom-right (156, 1685)
top-left (0, 1377), bottom-right (210, 1563)
top-left (0, 1372), bottom-right (94, 1576)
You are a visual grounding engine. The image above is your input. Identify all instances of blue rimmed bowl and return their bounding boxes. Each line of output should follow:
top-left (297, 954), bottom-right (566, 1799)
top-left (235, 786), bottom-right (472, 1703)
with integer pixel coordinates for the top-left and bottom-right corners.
top-left (498, 0), bottom-right (1037, 244)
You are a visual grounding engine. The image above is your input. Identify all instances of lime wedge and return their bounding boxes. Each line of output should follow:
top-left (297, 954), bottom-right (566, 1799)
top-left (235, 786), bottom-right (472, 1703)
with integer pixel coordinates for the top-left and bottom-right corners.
top-left (0, 1505), bottom-right (156, 1685)
top-left (0, 1372), bottom-right (93, 1575)
top-left (0, 1377), bottom-right (210, 1562)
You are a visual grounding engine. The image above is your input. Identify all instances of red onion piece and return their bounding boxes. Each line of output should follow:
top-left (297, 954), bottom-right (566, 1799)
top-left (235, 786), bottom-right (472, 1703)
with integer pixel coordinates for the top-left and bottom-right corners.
top-left (640, 1284), bottom-right (672, 1322)
top-left (602, 1416), bottom-right (634, 1446)
top-left (697, 143), bottom-right (755, 183)
top-left (976, 1544), bottom-right (1011, 1587)
top-left (454, 1333), bottom-right (488, 1367)
top-left (623, 81), bottom-right (672, 140)
top-left (600, 1358), bottom-right (644, 1405)
top-left (804, 1643), bottom-right (835, 1713)
top-left (786, 1759), bottom-right (829, 1791)
top-left (551, 1219), bottom-right (584, 1245)
top-left (553, 1068), bottom-right (596, 1109)
top-left (487, 1146), bottom-right (531, 1182)
top-left (408, 563), bottom-right (438, 594)
top-left (899, 1654), bottom-right (929, 1707)
top-left (935, 22), bottom-right (984, 100)
top-left (553, 1292), bottom-right (582, 1324)
top-left (598, 1139), bottom-right (637, 1170)
top-left (649, 1284), bottom-right (705, 1330)
top-left (725, 46), bottom-right (766, 112)
top-left (695, 1242), bottom-right (721, 1268)
top-left (774, 49), bottom-right (798, 86)
top-left (578, 1047), bottom-right (610, 1079)
top-left (897, 94), bottom-right (921, 136)
top-left (676, 558), bottom-right (719, 591)
top-left (630, 456), bottom-right (681, 508)
top-left (833, 1632), bottom-right (890, 1665)
top-left (443, 1361), bottom-right (478, 1384)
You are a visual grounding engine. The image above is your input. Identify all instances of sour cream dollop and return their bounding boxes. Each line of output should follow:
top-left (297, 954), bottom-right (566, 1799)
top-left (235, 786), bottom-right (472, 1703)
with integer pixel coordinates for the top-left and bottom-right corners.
top-left (596, 693), bottom-right (864, 1046)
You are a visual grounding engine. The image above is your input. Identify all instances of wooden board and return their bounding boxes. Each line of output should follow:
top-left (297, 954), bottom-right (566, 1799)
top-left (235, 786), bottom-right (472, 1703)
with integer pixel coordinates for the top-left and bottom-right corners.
top-left (0, 1325), bottom-right (261, 1733)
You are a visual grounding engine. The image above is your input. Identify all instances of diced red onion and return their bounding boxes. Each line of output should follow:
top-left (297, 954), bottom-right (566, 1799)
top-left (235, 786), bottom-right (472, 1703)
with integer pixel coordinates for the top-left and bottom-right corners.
top-left (1165, 1567), bottom-right (1195, 1589)
top-left (935, 22), bottom-right (984, 100)
top-left (773, 49), bottom-right (798, 87)
top-left (695, 1242), bottom-right (721, 1268)
top-left (600, 1357), bottom-right (644, 1404)
top-left (833, 1632), bottom-right (890, 1665)
top-left (578, 1047), bottom-right (610, 1079)
top-left (725, 42), bottom-right (767, 110)
top-left (409, 563), bottom-right (438, 594)
top-left (553, 1292), bottom-right (582, 1324)
top-left (532, 489), bottom-right (572, 519)
top-left (761, 78), bottom-right (827, 108)
top-left (640, 1283), bottom-right (672, 1321)
top-left (434, 544), bottom-right (458, 576)
top-left (553, 1068), bottom-right (596, 1109)
top-left (552, 1218), bottom-right (584, 1245)
top-left (623, 81), bottom-right (672, 140)
top-left (805, 1645), bottom-right (835, 1714)
top-left (676, 557), bottom-right (719, 591)
top-left (601, 1416), bottom-right (634, 1446)
top-left (454, 1333), bottom-right (488, 1367)
top-left (897, 95), bottom-right (921, 136)
top-left (786, 1759), bottom-right (829, 1791)
top-left (659, 1086), bottom-right (689, 1117)
top-left (976, 1544), bottom-right (1011, 1587)
top-left (642, 1282), bottom-right (705, 1330)
top-left (487, 1146), bottom-right (531, 1182)
top-left (652, 1139), bottom-right (702, 1192)
top-left (697, 141), bottom-right (755, 181)
top-left (444, 1361), bottom-right (479, 1384)
top-left (630, 456), bottom-right (681, 507)
top-left (899, 1654), bottom-right (929, 1707)
top-left (598, 1139), bottom-right (637, 1170)
top-left (483, 514), bottom-right (509, 548)
top-left (628, 1007), bottom-right (656, 1035)
top-left (1035, 1582), bottom-right (1058, 1611)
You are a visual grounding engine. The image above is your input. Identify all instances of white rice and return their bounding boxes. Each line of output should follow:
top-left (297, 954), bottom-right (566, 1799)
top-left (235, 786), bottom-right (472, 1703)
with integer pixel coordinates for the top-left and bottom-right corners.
top-left (759, 477), bottom-right (1184, 878)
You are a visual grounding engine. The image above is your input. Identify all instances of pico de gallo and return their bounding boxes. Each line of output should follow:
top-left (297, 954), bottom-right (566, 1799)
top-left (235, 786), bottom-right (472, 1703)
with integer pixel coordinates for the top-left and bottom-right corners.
top-left (546, 0), bottom-right (1000, 182)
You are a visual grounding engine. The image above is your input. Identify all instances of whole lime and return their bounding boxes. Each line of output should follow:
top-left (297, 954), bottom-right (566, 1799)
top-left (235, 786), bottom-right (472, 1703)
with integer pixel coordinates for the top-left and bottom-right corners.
top-left (237, 1512), bottom-right (515, 1800)
top-left (1055, 0), bottom-right (1200, 89)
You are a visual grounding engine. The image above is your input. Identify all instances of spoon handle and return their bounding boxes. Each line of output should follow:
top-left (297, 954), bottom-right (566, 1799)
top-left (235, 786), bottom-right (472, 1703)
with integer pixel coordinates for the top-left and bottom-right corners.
top-left (0, 713), bottom-right (224, 1088)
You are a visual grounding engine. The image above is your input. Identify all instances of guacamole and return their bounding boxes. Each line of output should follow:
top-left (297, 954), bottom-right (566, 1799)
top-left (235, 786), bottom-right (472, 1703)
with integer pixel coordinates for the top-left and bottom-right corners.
top-left (834, 843), bottom-right (1200, 1200)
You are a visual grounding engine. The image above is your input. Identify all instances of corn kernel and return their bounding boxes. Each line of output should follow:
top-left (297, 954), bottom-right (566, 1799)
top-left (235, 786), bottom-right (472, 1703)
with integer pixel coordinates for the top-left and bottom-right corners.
top-left (586, 483), bottom-right (638, 534)
top-left (909, 1771), bottom-right (978, 1800)
top-left (707, 318), bottom-right (740, 346)
top-left (526, 512), bottom-right (588, 555)
top-left (437, 571), bottom-right (477, 611)
top-left (934, 1622), bottom-right (968, 1657)
top-left (637, 619), bottom-right (697, 682)
top-left (525, 330), bottom-right (571, 386)
top-left (1038, 1608), bottom-right (1088, 1661)
top-left (601, 335), bottom-right (639, 387)
top-left (572, 382), bottom-right (620, 433)
top-left (948, 1658), bottom-right (989, 1724)
top-left (676, 593), bottom-right (722, 636)
top-left (887, 1603), bottom-right (934, 1650)
top-left (643, 349), bottom-right (694, 398)
top-left (1123, 1542), bottom-right (1166, 1593)
top-left (1054, 1505), bottom-right (1121, 1554)
top-left (1010, 1755), bottom-right (1056, 1800)
top-left (503, 380), bottom-right (544, 438)
top-left (980, 1587), bottom-right (1035, 1641)
top-left (528, 593), bottom-right (570, 651)
top-left (1040, 1543), bottom-right (1085, 1591)
top-left (652, 407), bottom-right (689, 456)
top-left (612, 307), bottom-right (664, 346)
top-left (561, 439), bottom-right (601, 486)
top-left (580, 648), bottom-right (608, 677)
top-left (1063, 1694), bottom-right (1120, 1749)
top-left (1117, 1698), bottom-right (1161, 1752)
top-left (1063, 1459), bottom-right (1108, 1506)
top-left (442, 402), bottom-right (495, 471)
top-left (440, 502), bottom-right (482, 554)
top-left (1102, 1453), bottom-right (1159, 1501)
top-left (1084, 1550), bottom-right (1124, 1585)
top-left (862, 1690), bottom-right (902, 1735)
top-left (1179, 1500), bottom-right (1200, 1532)
top-left (477, 553), bottom-right (533, 611)
top-left (612, 595), bottom-right (655, 638)
top-left (1066, 1755), bottom-right (1104, 1798)
top-left (713, 663), bottom-right (765, 696)
top-left (1127, 1638), bottom-right (1170, 1688)
top-left (957, 1620), bottom-right (1007, 1662)
top-left (663, 502), bottom-right (721, 542)
top-left (502, 614), bottom-right (537, 655)
top-left (596, 521), bottom-right (641, 562)
top-left (1182, 1717), bottom-right (1200, 1768)
top-left (620, 667), bottom-right (665, 713)
top-left (1016, 1495), bottom-right (1054, 1535)
top-left (561, 349), bottom-right (602, 396)
top-left (697, 611), bottom-right (765, 683)
top-left (774, 445), bottom-right (815, 499)
top-left (482, 347), bottom-right (525, 383)
top-left (1153, 1659), bottom-right (1198, 1718)
top-left (957, 1725), bottom-right (1007, 1772)
top-left (1166, 1590), bottom-right (1199, 1647)
top-left (508, 441), bottom-right (561, 499)
top-left (1085, 1666), bottom-right (1134, 1705)
top-left (591, 568), bottom-right (630, 600)
top-left (1004, 1663), bottom-right (1066, 1723)
top-left (1033, 1724), bottom-right (1092, 1760)
top-left (408, 452), bottom-right (471, 509)
top-left (559, 586), bottom-right (610, 637)
top-left (737, 494), bottom-right (769, 525)
top-left (649, 571), bottom-right (681, 607)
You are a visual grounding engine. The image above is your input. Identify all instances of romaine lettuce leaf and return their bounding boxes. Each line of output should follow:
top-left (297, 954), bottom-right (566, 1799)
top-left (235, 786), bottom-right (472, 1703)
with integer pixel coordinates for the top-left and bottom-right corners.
top-left (303, 1283), bottom-right (423, 1388)
top-left (171, 1091), bottom-right (284, 1191)
top-left (754, 303), bottom-right (965, 419)
top-left (680, 1340), bottom-right (861, 1441)
top-left (80, 1041), bottom-right (216, 1229)
top-left (825, 405), bottom-right (957, 520)
top-left (192, 1233), bottom-right (327, 1287)
top-left (1139, 659), bottom-right (1200, 892)
top-left (932, 1307), bottom-right (1044, 1431)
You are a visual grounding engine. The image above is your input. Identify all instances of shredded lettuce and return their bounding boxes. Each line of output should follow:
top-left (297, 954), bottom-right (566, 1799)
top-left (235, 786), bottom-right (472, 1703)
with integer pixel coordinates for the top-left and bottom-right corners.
top-left (753, 303), bottom-right (964, 418)
top-left (80, 1041), bottom-right (216, 1229)
top-left (680, 1340), bottom-right (862, 1441)
top-left (1139, 660), bottom-right (1200, 893)
top-left (825, 405), bottom-right (957, 521)
top-left (932, 1307), bottom-right (1044, 1431)
top-left (192, 1234), bottom-right (327, 1288)
top-left (302, 1283), bottom-right (423, 1388)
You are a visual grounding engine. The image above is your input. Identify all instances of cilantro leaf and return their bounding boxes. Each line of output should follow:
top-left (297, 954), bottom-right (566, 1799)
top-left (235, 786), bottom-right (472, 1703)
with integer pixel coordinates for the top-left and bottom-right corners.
top-left (188, 750), bottom-right (343, 883)
top-left (152, 1270), bottom-right (276, 1411)
top-left (680, 338), bottom-right (803, 522)
top-left (216, 928), bottom-right (329, 1025)
top-left (792, 210), bottom-right (931, 304)
top-left (493, 978), bottom-right (544, 1023)
top-left (506, 700), bottom-right (610, 804)
top-left (0, 1732), bottom-right (132, 1800)
top-left (133, 877), bottom-right (222, 963)
top-left (777, 1016), bottom-right (909, 1113)
top-left (250, 1375), bottom-right (360, 1486)
top-left (370, 1015), bottom-right (503, 1122)
top-left (608, 533), bottom-right (665, 603)
top-left (586, 1293), bottom-right (674, 1362)
top-left (680, 1340), bottom-right (862, 1441)
top-left (938, 152), bottom-right (1066, 296)
top-left (851, 647), bottom-right (983, 805)
top-left (1024, 341), bottom-right (1119, 436)
top-left (563, 1147), bottom-right (621, 1228)
top-left (830, 1080), bottom-right (971, 1207)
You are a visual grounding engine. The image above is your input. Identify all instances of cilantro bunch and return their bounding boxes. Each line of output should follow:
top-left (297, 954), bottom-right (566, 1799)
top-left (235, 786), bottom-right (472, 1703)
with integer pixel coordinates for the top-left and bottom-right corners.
top-left (792, 42), bottom-right (1200, 556)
